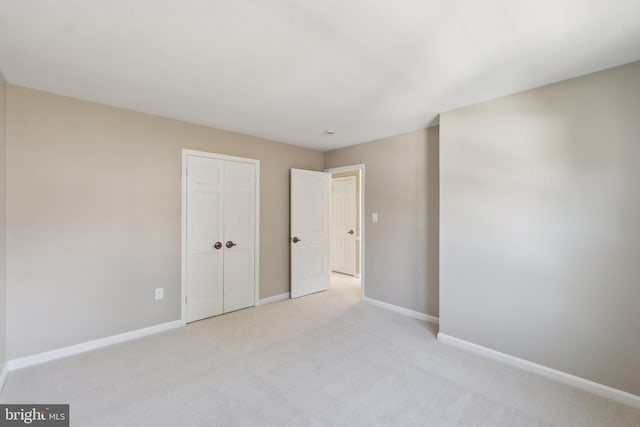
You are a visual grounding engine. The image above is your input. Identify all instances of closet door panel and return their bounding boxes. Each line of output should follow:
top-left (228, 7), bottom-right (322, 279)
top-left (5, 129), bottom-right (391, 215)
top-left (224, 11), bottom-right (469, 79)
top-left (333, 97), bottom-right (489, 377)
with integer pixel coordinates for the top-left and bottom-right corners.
top-left (223, 161), bottom-right (256, 313)
top-left (186, 156), bottom-right (224, 322)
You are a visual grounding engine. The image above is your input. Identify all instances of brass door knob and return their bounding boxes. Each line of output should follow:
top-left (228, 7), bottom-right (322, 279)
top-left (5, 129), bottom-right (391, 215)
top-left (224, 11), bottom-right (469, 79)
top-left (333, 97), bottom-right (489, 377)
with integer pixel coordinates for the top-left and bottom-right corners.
top-left (213, 242), bottom-right (222, 250)
top-left (292, 236), bottom-right (301, 243)
top-left (348, 229), bottom-right (354, 235)
top-left (226, 241), bottom-right (237, 248)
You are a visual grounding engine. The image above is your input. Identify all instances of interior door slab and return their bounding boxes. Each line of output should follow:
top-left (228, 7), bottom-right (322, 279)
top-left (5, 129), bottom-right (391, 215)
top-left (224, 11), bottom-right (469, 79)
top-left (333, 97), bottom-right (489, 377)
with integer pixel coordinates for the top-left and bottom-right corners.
top-left (223, 160), bottom-right (256, 313)
top-left (186, 156), bottom-right (224, 322)
top-left (290, 168), bottom-right (330, 298)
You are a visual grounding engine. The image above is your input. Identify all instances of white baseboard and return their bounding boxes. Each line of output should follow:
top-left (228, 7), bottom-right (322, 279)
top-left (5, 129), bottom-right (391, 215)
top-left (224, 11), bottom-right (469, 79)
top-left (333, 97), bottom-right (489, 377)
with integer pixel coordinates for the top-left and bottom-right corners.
top-left (0, 363), bottom-right (8, 392)
top-left (8, 320), bottom-right (182, 371)
top-left (354, 273), bottom-right (361, 279)
top-left (363, 296), bottom-right (439, 325)
top-left (437, 333), bottom-right (640, 409)
top-left (257, 292), bottom-right (290, 306)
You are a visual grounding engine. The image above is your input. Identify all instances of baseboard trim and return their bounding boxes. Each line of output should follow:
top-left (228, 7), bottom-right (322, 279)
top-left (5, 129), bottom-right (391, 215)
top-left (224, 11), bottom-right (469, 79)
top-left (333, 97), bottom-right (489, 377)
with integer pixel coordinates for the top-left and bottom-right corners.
top-left (0, 363), bottom-right (8, 392)
top-left (437, 333), bottom-right (640, 409)
top-left (7, 320), bottom-right (182, 371)
top-left (257, 292), bottom-right (290, 306)
top-left (363, 296), bottom-right (439, 325)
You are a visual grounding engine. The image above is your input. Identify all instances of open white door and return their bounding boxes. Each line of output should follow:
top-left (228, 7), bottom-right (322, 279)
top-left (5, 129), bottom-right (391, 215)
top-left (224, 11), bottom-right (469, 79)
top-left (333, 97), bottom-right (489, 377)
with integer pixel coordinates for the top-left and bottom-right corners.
top-left (290, 169), bottom-right (330, 298)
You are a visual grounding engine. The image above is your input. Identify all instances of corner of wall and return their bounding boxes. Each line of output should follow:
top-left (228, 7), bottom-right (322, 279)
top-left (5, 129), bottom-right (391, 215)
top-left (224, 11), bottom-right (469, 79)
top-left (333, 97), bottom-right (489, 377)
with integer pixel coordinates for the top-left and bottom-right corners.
top-left (323, 128), bottom-right (440, 319)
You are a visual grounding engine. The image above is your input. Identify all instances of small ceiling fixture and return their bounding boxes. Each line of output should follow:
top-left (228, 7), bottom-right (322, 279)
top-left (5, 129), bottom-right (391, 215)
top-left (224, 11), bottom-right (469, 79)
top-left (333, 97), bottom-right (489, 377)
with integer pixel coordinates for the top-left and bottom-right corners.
top-left (324, 129), bottom-right (336, 135)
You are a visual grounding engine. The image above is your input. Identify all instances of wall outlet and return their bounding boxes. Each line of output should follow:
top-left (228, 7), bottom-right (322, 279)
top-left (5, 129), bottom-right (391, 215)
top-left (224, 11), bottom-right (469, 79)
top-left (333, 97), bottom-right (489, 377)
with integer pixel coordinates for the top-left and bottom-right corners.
top-left (155, 288), bottom-right (164, 300)
top-left (372, 213), bottom-right (378, 222)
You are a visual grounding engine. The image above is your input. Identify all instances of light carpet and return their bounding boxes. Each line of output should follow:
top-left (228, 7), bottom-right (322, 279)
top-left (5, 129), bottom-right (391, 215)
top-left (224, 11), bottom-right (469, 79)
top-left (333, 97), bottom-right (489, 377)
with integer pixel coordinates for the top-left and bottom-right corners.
top-left (1, 274), bottom-right (639, 426)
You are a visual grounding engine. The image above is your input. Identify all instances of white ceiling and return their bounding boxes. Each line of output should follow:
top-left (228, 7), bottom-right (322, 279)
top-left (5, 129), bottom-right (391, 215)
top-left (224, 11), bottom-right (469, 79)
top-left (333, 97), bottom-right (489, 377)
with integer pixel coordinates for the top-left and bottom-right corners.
top-left (1, 1), bottom-right (640, 150)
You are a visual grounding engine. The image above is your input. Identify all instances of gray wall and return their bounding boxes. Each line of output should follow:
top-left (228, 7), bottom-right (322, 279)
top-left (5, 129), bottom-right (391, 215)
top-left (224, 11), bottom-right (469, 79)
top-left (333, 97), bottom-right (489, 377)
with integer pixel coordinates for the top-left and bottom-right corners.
top-left (6, 85), bottom-right (323, 359)
top-left (0, 71), bottom-right (6, 371)
top-left (324, 128), bottom-right (439, 317)
top-left (440, 61), bottom-right (640, 395)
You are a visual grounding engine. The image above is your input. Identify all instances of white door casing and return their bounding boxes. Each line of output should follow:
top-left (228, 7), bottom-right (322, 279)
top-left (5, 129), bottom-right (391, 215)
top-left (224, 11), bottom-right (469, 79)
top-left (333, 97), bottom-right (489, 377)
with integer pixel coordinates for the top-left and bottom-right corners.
top-left (290, 169), bottom-right (330, 299)
top-left (331, 176), bottom-right (356, 275)
top-left (182, 150), bottom-right (260, 324)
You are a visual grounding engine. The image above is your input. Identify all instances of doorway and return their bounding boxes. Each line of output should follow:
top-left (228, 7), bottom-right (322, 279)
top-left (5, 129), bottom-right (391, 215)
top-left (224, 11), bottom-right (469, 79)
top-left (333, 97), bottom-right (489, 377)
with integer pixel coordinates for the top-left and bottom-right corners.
top-left (181, 149), bottom-right (260, 325)
top-left (325, 164), bottom-right (364, 298)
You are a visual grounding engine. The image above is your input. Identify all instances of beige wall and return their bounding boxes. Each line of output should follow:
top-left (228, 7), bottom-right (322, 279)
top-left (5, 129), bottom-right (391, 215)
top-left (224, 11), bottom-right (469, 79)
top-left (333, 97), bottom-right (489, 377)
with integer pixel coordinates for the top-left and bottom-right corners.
top-left (6, 85), bottom-right (323, 359)
top-left (324, 127), bottom-right (439, 317)
top-left (330, 170), bottom-right (361, 275)
top-left (0, 71), bottom-right (6, 370)
top-left (440, 60), bottom-right (640, 395)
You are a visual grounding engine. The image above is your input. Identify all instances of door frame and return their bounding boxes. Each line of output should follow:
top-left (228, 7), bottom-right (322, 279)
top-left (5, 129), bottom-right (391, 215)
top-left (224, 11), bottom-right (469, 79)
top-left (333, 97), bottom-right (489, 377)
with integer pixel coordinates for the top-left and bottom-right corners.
top-left (324, 164), bottom-right (365, 298)
top-left (181, 149), bottom-right (260, 325)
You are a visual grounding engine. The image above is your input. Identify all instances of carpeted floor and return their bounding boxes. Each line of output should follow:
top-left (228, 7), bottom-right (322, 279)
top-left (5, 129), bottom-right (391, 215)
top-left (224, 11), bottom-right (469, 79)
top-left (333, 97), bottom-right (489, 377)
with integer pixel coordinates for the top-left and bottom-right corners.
top-left (1, 274), bottom-right (639, 426)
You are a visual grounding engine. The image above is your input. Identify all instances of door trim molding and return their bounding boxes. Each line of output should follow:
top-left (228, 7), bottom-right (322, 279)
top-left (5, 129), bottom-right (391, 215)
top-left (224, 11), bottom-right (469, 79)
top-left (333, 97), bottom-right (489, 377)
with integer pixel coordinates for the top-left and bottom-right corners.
top-left (181, 149), bottom-right (260, 325)
top-left (324, 164), bottom-right (365, 299)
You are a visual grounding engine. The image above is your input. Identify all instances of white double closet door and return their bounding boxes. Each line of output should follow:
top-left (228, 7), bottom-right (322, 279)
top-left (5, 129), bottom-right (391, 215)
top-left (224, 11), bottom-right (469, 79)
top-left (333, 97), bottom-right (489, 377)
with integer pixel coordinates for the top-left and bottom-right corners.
top-left (186, 153), bottom-right (257, 323)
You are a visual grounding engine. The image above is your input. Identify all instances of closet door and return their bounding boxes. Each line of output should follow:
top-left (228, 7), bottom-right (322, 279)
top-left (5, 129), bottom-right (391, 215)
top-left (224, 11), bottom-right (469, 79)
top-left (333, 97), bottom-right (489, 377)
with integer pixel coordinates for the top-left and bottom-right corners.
top-left (186, 156), bottom-right (224, 322)
top-left (223, 160), bottom-right (256, 313)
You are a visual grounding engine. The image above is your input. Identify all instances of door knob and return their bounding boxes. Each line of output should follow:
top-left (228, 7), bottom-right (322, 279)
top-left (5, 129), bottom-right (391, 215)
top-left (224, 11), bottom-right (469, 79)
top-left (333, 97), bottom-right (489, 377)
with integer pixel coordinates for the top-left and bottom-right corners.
top-left (213, 242), bottom-right (222, 250)
top-left (292, 236), bottom-right (301, 243)
top-left (226, 241), bottom-right (237, 248)
top-left (348, 229), bottom-right (354, 235)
